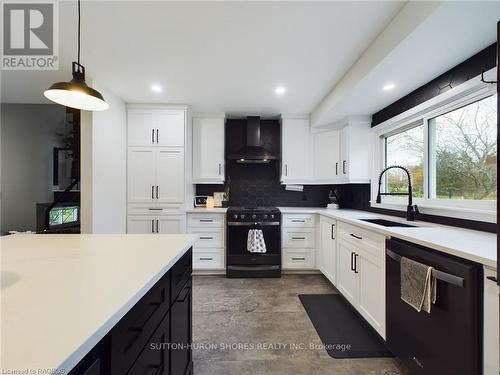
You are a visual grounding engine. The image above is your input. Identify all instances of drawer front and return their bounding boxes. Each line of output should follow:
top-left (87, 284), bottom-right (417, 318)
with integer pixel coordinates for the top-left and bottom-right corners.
top-left (188, 228), bottom-right (223, 249)
top-left (171, 248), bottom-right (193, 304)
top-left (187, 213), bottom-right (224, 228)
top-left (111, 271), bottom-right (170, 375)
top-left (283, 228), bottom-right (315, 248)
top-left (338, 221), bottom-right (385, 258)
top-left (128, 203), bottom-right (184, 215)
top-left (283, 250), bottom-right (315, 269)
top-left (126, 311), bottom-right (169, 375)
top-left (193, 250), bottom-right (224, 269)
top-left (283, 214), bottom-right (315, 228)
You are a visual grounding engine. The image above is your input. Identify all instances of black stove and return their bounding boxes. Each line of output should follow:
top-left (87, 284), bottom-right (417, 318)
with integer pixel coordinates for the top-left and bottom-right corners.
top-left (226, 206), bottom-right (281, 278)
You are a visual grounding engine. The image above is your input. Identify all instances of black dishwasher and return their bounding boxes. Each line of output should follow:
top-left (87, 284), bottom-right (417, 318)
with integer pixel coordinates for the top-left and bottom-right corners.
top-left (386, 238), bottom-right (482, 375)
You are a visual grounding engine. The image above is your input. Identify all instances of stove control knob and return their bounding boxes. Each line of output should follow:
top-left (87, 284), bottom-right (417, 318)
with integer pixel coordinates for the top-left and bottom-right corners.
top-left (263, 214), bottom-right (268, 219)
top-left (233, 214), bottom-right (238, 219)
top-left (251, 214), bottom-right (257, 219)
top-left (270, 214), bottom-right (275, 219)
top-left (241, 214), bottom-right (245, 219)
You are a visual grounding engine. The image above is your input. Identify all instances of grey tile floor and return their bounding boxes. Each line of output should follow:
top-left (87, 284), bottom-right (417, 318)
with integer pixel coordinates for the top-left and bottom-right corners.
top-left (192, 274), bottom-right (406, 375)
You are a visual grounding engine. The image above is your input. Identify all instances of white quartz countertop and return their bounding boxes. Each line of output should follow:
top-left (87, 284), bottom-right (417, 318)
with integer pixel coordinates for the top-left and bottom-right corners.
top-left (279, 207), bottom-right (496, 269)
top-left (186, 207), bottom-right (227, 213)
top-left (0, 234), bottom-right (197, 373)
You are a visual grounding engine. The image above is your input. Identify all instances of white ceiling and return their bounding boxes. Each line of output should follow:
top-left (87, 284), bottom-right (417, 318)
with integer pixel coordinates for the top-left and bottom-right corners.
top-left (1, 1), bottom-right (499, 123)
top-left (315, 1), bottom-right (500, 126)
top-left (1, 1), bottom-right (404, 115)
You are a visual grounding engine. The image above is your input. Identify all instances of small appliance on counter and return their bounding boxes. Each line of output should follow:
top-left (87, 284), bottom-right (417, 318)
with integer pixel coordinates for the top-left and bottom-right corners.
top-left (327, 189), bottom-right (340, 209)
top-left (194, 196), bottom-right (208, 207)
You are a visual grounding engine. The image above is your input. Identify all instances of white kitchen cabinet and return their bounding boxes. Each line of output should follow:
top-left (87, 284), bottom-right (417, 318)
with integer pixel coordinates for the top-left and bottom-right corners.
top-left (156, 148), bottom-right (185, 203)
top-left (338, 119), bottom-right (372, 183)
top-left (127, 147), bottom-right (156, 202)
top-left (483, 268), bottom-right (499, 375)
top-left (337, 239), bottom-right (358, 306)
top-left (192, 114), bottom-right (225, 184)
top-left (357, 247), bottom-right (385, 337)
top-left (127, 108), bottom-right (185, 147)
top-left (128, 147), bottom-right (184, 204)
top-left (157, 215), bottom-right (186, 234)
top-left (281, 116), bottom-right (311, 183)
top-left (187, 213), bottom-right (225, 271)
top-left (127, 214), bottom-right (185, 234)
top-left (281, 213), bottom-right (316, 270)
top-left (313, 130), bottom-right (341, 183)
top-left (319, 216), bottom-right (337, 285)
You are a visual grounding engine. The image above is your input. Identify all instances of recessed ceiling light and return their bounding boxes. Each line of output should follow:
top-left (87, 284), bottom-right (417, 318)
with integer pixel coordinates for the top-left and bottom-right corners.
top-left (382, 83), bottom-right (396, 91)
top-left (151, 84), bottom-right (163, 93)
top-left (275, 86), bottom-right (286, 95)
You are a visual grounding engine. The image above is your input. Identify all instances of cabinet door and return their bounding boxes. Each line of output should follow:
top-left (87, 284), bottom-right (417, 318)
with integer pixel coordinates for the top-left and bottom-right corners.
top-left (157, 215), bottom-right (186, 234)
top-left (336, 240), bottom-right (358, 306)
top-left (320, 218), bottom-right (337, 285)
top-left (126, 312), bottom-right (169, 375)
top-left (281, 118), bottom-right (310, 182)
top-left (357, 249), bottom-right (385, 338)
top-left (171, 281), bottom-right (192, 375)
top-left (128, 110), bottom-right (156, 146)
top-left (156, 110), bottom-right (185, 147)
top-left (128, 147), bottom-right (156, 203)
top-left (192, 117), bottom-right (225, 183)
top-left (156, 148), bottom-right (185, 203)
top-left (483, 268), bottom-right (499, 375)
top-left (127, 215), bottom-right (156, 234)
top-left (313, 130), bottom-right (340, 182)
top-left (340, 126), bottom-right (349, 177)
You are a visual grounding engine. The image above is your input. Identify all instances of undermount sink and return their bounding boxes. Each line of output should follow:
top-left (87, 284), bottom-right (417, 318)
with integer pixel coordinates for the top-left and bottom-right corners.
top-left (360, 218), bottom-right (417, 228)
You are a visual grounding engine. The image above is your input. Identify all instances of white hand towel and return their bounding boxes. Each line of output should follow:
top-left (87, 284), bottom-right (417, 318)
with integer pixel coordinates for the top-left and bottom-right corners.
top-left (247, 229), bottom-right (267, 253)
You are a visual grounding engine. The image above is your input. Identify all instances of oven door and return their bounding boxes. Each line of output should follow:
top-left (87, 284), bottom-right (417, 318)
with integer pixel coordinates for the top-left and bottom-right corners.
top-left (227, 221), bottom-right (281, 266)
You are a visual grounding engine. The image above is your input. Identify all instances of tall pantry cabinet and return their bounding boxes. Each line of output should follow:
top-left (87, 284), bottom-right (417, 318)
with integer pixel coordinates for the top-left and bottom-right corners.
top-left (127, 106), bottom-right (188, 234)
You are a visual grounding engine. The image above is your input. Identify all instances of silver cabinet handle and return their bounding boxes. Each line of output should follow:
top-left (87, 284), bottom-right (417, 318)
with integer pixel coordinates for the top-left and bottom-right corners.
top-left (156, 129), bottom-right (159, 143)
top-left (350, 233), bottom-right (362, 240)
top-left (199, 219), bottom-right (213, 222)
top-left (292, 237), bottom-right (306, 240)
top-left (156, 185), bottom-right (159, 199)
top-left (291, 219), bottom-right (305, 223)
top-left (291, 257), bottom-right (306, 261)
top-left (199, 257), bottom-right (213, 261)
top-left (156, 219), bottom-right (159, 233)
top-left (149, 208), bottom-right (163, 211)
top-left (199, 236), bottom-right (213, 240)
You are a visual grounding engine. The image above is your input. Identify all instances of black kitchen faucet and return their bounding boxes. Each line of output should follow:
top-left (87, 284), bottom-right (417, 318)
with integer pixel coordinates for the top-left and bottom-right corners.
top-left (376, 165), bottom-right (419, 221)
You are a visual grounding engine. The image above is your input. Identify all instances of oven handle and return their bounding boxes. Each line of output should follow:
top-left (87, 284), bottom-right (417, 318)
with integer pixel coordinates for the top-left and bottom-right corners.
top-left (227, 221), bottom-right (280, 226)
top-left (227, 265), bottom-right (280, 271)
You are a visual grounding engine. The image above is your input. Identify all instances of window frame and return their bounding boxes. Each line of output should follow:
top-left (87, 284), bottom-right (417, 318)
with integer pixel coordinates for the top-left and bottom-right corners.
top-left (371, 71), bottom-right (497, 223)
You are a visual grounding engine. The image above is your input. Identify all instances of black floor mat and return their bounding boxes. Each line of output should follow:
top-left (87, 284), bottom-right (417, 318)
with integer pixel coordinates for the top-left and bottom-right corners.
top-left (299, 293), bottom-right (393, 359)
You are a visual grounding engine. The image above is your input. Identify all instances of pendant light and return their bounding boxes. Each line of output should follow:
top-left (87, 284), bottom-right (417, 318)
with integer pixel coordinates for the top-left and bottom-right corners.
top-left (44, 0), bottom-right (108, 111)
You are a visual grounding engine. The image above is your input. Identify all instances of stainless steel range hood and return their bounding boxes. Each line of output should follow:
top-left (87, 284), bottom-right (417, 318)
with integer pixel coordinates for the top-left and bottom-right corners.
top-left (227, 116), bottom-right (277, 163)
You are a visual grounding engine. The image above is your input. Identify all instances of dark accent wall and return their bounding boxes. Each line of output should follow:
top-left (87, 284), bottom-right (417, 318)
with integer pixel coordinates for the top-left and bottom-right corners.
top-left (372, 43), bottom-right (497, 127)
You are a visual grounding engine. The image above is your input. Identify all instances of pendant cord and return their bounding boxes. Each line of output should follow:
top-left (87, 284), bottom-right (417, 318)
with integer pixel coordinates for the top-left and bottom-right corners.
top-left (77, 0), bottom-right (81, 66)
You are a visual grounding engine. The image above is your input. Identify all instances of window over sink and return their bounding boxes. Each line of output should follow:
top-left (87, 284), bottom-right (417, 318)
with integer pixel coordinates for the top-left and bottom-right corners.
top-left (373, 80), bottom-right (497, 222)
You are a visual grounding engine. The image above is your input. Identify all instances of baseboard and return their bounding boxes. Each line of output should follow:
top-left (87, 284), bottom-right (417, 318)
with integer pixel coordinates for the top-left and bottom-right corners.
top-left (192, 270), bottom-right (226, 276)
top-left (193, 269), bottom-right (322, 276)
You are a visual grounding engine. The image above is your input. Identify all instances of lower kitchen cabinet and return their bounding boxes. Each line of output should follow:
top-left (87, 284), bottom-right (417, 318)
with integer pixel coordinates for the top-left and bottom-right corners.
top-left (319, 216), bottom-right (336, 285)
top-left (127, 214), bottom-right (186, 234)
top-left (68, 249), bottom-right (193, 375)
top-left (337, 234), bottom-right (386, 338)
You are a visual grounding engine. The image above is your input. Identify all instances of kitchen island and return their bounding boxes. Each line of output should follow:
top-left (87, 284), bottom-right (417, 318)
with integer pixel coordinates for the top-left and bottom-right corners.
top-left (1, 234), bottom-right (196, 374)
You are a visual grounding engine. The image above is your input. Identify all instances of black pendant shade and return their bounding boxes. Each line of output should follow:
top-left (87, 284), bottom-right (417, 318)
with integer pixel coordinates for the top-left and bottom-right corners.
top-left (43, 0), bottom-right (108, 111)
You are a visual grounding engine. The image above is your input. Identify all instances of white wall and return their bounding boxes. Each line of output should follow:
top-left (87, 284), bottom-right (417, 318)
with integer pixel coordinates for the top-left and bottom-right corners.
top-left (0, 104), bottom-right (66, 231)
top-left (90, 84), bottom-right (127, 233)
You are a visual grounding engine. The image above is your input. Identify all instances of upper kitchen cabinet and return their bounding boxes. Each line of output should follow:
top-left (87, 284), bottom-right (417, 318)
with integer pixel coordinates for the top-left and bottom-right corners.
top-left (128, 107), bottom-right (185, 147)
top-left (281, 115), bottom-right (312, 184)
top-left (192, 113), bottom-right (225, 184)
top-left (311, 117), bottom-right (372, 184)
